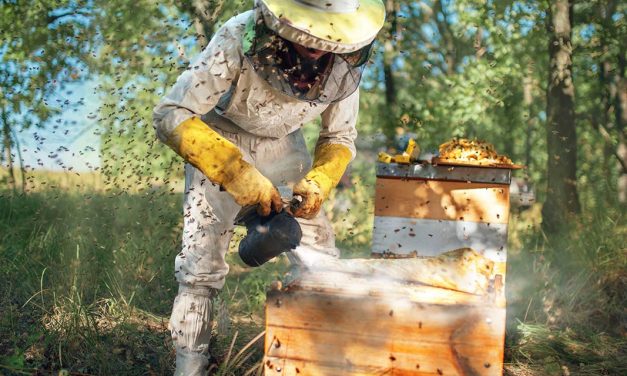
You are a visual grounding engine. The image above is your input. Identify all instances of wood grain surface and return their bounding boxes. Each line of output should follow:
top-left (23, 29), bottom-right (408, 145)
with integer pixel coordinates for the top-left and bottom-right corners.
top-left (374, 178), bottom-right (510, 224)
top-left (265, 286), bottom-right (505, 375)
top-left (371, 217), bottom-right (508, 264)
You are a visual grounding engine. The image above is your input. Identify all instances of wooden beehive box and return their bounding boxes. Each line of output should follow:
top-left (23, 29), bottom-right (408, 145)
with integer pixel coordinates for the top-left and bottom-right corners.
top-left (372, 162), bottom-right (513, 283)
top-left (263, 161), bottom-right (515, 375)
top-left (264, 270), bottom-right (505, 375)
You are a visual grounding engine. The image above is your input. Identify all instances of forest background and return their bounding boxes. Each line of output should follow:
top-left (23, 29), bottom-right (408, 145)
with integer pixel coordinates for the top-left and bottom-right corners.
top-left (0, 0), bottom-right (625, 375)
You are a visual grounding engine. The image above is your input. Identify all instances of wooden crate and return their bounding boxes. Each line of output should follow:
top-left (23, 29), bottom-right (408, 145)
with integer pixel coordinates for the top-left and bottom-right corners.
top-left (264, 271), bottom-right (505, 375)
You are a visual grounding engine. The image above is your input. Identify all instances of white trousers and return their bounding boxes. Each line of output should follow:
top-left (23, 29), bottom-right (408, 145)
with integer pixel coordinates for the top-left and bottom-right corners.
top-left (170, 114), bottom-right (339, 375)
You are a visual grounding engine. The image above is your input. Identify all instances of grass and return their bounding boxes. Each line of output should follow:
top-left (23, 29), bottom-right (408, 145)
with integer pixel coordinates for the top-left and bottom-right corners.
top-left (0, 168), bottom-right (625, 375)
top-left (0, 187), bottom-right (274, 375)
top-left (504, 205), bottom-right (626, 375)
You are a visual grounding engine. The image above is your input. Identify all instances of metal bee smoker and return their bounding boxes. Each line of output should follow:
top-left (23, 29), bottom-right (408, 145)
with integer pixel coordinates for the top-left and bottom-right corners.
top-left (235, 188), bottom-right (302, 267)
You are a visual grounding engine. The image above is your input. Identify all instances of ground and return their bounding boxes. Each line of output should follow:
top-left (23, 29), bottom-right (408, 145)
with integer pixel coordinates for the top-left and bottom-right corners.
top-left (0, 170), bottom-right (624, 375)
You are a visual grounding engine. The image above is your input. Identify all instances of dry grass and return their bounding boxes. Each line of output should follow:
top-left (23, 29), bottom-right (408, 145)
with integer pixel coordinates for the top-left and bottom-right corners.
top-left (0, 167), bottom-right (183, 193)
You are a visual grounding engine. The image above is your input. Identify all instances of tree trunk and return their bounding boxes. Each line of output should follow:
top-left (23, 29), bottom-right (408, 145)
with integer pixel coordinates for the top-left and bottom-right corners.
top-left (523, 62), bottom-right (534, 169)
top-left (383, 42), bottom-right (396, 110)
top-left (501, 89), bottom-right (516, 157)
top-left (193, 0), bottom-right (221, 46)
top-left (616, 53), bottom-right (627, 203)
top-left (595, 0), bottom-right (626, 203)
top-left (433, 0), bottom-right (457, 75)
top-left (541, 0), bottom-right (580, 234)
top-left (10, 127), bottom-right (26, 193)
top-left (474, 28), bottom-right (486, 59)
top-left (382, 0), bottom-right (399, 142)
top-left (612, 0), bottom-right (626, 203)
top-left (599, 57), bottom-right (614, 174)
top-left (2, 111), bottom-right (15, 191)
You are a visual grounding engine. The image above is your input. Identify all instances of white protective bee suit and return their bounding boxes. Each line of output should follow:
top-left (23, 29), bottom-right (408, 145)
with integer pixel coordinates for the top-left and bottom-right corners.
top-left (153, 1), bottom-right (385, 374)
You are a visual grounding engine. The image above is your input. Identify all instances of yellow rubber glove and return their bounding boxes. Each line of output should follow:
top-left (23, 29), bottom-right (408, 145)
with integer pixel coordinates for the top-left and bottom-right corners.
top-left (167, 117), bottom-right (282, 216)
top-left (292, 143), bottom-right (352, 219)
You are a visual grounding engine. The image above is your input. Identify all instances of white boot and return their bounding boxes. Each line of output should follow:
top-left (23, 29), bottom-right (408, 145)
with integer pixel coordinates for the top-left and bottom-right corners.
top-left (174, 348), bottom-right (210, 376)
top-left (170, 285), bottom-right (217, 376)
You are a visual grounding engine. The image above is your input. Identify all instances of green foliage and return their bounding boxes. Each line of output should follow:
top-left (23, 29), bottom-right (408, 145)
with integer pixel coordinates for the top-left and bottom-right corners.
top-left (362, 0), bottom-right (626, 204)
top-left (95, 1), bottom-right (253, 184)
top-left (364, 0), bottom-right (549, 178)
top-left (0, 1), bottom-right (90, 122)
top-left (224, 251), bottom-right (288, 316)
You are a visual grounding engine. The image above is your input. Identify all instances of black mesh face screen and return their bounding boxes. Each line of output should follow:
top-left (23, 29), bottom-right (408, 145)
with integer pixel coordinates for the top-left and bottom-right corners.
top-left (243, 19), bottom-right (368, 104)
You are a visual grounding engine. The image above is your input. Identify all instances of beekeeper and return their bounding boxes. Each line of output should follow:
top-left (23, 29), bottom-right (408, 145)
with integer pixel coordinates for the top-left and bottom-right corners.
top-left (153, 0), bottom-right (385, 374)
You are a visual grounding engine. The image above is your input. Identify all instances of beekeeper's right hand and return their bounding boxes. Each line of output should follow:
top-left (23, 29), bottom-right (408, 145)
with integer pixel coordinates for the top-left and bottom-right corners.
top-left (165, 116), bottom-right (282, 216)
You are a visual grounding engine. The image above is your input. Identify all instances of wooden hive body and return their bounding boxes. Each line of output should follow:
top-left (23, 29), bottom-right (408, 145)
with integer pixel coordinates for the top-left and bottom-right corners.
top-left (264, 272), bottom-right (505, 375)
top-left (263, 162), bottom-right (513, 375)
top-left (372, 163), bottom-right (512, 280)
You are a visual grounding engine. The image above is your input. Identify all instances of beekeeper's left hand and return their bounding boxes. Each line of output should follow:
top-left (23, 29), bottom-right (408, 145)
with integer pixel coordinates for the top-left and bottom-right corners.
top-left (291, 144), bottom-right (352, 219)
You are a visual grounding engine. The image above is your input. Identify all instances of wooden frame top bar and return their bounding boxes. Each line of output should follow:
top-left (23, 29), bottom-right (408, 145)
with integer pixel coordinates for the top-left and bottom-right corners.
top-left (376, 162), bottom-right (512, 185)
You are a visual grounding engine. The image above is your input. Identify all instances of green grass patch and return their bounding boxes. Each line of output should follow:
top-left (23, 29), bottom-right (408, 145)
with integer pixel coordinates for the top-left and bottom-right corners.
top-left (0, 189), bottom-right (284, 375)
top-left (0, 178), bottom-right (624, 375)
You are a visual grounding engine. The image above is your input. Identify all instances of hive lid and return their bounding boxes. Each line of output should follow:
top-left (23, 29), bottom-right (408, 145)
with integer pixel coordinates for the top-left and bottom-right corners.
top-left (432, 157), bottom-right (525, 170)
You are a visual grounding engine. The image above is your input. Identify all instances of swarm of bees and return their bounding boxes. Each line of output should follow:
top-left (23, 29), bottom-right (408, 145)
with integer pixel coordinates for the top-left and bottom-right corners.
top-left (438, 138), bottom-right (513, 165)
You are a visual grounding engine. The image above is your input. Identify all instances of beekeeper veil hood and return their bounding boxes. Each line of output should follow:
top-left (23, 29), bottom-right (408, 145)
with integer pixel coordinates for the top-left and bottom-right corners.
top-left (244, 0), bottom-right (386, 103)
